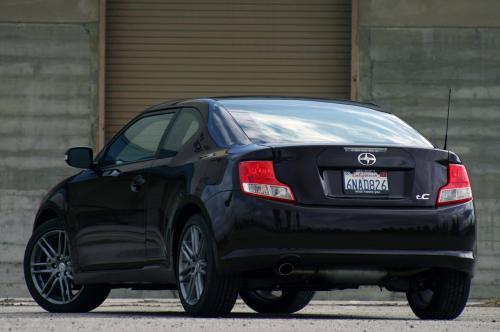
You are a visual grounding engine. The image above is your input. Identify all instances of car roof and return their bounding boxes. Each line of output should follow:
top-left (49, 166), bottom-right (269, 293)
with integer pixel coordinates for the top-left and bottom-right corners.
top-left (143, 96), bottom-right (384, 114)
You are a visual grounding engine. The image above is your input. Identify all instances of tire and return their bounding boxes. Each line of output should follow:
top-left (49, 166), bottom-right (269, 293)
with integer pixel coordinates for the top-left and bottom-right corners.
top-left (406, 269), bottom-right (471, 320)
top-left (240, 289), bottom-right (315, 314)
top-left (176, 214), bottom-right (239, 317)
top-left (24, 219), bottom-right (110, 313)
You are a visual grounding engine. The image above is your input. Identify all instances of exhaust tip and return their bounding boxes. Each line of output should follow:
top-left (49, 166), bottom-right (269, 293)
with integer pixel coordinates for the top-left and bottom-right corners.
top-left (277, 262), bottom-right (294, 276)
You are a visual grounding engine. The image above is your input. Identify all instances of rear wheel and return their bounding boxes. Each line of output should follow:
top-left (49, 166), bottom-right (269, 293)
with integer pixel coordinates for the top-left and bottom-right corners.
top-left (240, 289), bottom-right (315, 314)
top-left (406, 269), bottom-right (471, 320)
top-left (176, 214), bottom-right (239, 317)
top-left (24, 219), bottom-right (110, 312)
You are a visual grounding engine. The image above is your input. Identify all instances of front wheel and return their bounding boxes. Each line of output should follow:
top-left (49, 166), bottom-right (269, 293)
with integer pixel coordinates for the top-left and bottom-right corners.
top-left (176, 214), bottom-right (239, 317)
top-left (240, 289), bottom-right (315, 314)
top-left (406, 269), bottom-right (471, 320)
top-left (24, 219), bottom-right (110, 313)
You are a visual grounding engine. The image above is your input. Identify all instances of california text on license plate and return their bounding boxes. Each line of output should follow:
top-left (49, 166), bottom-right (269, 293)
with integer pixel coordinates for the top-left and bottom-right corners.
top-left (343, 170), bottom-right (389, 195)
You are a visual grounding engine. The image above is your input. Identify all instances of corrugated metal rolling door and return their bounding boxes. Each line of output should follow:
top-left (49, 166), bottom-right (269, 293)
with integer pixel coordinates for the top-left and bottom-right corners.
top-left (105, 0), bottom-right (352, 140)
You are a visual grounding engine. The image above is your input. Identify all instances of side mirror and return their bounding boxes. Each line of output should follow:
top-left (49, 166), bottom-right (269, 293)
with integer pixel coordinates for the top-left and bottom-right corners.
top-left (65, 147), bottom-right (93, 169)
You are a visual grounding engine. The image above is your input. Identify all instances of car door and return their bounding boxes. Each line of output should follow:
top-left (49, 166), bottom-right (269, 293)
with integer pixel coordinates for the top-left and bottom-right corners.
top-left (145, 108), bottom-right (205, 264)
top-left (67, 112), bottom-right (176, 271)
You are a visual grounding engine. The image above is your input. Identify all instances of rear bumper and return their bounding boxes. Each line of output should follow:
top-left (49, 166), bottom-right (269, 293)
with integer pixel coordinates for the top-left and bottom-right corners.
top-left (219, 248), bottom-right (474, 276)
top-left (205, 191), bottom-right (476, 276)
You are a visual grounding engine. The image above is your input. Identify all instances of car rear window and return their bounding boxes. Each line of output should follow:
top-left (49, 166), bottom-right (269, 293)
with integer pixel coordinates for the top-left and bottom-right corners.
top-left (220, 99), bottom-right (433, 148)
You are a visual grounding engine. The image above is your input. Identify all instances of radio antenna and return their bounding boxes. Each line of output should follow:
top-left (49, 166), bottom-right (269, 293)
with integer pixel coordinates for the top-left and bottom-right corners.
top-left (443, 88), bottom-right (452, 150)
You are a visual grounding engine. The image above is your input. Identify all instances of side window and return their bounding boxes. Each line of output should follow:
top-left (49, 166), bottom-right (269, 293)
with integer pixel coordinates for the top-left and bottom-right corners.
top-left (103, 113), bottom-right (175, 166)
top-left (159, 108), bottom-right (202, 158)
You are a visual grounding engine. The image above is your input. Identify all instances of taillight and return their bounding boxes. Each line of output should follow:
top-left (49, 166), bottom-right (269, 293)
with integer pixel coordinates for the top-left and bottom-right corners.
top-left (239, 161), bottom-right (295, 202)
top-left (437, 164), bottom-right (473, 207)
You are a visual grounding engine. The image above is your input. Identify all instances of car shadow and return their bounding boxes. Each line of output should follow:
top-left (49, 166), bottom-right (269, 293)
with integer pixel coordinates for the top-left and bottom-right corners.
top-left (83, 310), bottom-right (414, 321)
top-left (0, 310), bottom-right (415, 320)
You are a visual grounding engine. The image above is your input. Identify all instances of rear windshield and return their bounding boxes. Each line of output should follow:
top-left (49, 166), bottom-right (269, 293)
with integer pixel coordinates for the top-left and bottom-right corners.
top-left (220, 99), bottom-right (433, 148)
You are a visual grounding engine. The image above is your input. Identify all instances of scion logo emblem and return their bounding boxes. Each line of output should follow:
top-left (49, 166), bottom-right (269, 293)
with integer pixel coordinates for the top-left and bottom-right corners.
top-left (358, 153), bottom-right (376, 166)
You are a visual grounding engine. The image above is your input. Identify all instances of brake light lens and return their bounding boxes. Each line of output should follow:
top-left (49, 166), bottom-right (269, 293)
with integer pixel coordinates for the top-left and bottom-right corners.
top-left (239, 161), bottom-right (295, 202)
top-left (437, 164), bottom-right (473, 207)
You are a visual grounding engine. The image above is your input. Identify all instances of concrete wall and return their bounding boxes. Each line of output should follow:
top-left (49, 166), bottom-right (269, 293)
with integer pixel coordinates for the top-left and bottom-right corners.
top-left (357, 0), bottom-right (500, 299)
top-left (0, 0), bottom-right (99, 296)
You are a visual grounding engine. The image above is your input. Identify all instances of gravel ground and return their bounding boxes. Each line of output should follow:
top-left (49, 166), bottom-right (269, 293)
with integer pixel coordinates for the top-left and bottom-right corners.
top-left (0, 298), bottom-right (499, 332)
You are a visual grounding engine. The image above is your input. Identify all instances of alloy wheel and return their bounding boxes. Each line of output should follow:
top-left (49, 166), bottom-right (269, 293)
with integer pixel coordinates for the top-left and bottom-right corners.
top-left (30, 230), bottom-right (83, 304)
top-left (178, 225), bottom-right (207, 305)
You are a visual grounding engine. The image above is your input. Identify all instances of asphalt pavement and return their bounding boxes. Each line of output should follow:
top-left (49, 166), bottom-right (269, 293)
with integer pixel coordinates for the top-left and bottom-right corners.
top-left (0, 298), bottom-right (499, 331)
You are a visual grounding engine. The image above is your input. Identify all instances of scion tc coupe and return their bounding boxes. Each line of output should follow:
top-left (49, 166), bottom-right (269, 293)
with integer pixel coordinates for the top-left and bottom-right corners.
top-left (24, 97), bottom-right (475, 319)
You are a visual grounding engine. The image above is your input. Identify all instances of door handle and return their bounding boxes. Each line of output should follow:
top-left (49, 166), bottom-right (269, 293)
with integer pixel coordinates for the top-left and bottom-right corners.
top-left (130, 174), bottom-right (146, 192)
top-left (103, 169), bottom-right (121, 177)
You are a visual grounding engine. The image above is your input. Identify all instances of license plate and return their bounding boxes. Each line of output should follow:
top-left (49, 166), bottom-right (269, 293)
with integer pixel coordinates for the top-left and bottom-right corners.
top-left (343, 170), bottom-right (389, 195)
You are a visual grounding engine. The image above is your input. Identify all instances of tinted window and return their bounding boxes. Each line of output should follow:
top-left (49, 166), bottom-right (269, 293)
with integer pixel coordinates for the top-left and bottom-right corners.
top-left (221, 99), bottom-right (433, 148)
top-left (103, 113), bottom-right (174, 166)
top-left (160, 108), bottom-right (201, 157)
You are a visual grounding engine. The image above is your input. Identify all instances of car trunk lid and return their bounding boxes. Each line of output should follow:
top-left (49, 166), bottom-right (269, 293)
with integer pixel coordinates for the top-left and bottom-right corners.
top-left (271, 145), bottom-right (449, 207)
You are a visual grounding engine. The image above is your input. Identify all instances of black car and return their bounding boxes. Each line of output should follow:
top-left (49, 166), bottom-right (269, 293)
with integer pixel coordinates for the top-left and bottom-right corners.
top-left (24, 97), bottom-right (475, 319)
